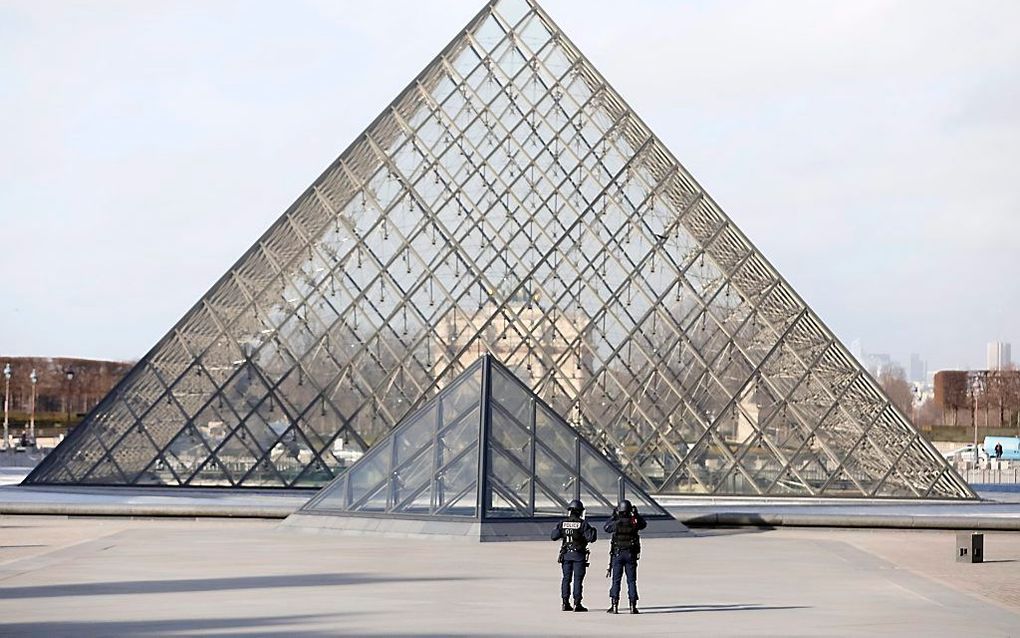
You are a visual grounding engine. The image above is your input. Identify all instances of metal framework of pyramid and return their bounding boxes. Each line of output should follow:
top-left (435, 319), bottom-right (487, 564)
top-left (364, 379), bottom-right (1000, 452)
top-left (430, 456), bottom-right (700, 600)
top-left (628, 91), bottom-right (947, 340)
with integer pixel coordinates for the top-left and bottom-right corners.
top-left (26, 0), bottom-right (973, 499)
top-left (285, 355), bottom-right (683, 540)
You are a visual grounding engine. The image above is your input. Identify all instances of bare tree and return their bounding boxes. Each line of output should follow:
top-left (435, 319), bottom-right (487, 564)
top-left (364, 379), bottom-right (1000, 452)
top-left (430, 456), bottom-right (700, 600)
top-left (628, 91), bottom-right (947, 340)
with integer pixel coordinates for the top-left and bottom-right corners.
top-left (915, 397), bottom-right (940, 429)
top-left (1002, 363), bottom-right (1020, 433)
top-left (879, 365), bottom-right (914, 420)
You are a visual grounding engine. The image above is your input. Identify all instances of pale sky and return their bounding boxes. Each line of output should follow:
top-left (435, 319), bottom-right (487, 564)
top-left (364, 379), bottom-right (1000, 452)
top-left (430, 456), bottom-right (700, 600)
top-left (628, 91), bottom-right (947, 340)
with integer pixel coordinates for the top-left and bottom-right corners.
top-left (1, 0), bottom-right (1018, 372)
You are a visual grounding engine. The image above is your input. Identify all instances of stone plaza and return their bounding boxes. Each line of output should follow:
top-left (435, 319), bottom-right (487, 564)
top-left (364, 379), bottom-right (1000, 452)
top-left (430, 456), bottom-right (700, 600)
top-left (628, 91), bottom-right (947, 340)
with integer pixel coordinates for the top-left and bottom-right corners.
top-left (1, 515), bottom-right (1018, 636)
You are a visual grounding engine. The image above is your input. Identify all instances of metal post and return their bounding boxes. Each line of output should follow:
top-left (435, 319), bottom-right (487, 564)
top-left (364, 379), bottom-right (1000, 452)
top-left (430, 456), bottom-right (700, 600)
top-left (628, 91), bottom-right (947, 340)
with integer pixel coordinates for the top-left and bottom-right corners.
top-left (64, 368), bottom-right (75, 428)
top-left (29, 369), bottom-right (37, 445)
top-left (970, 377), bottom-right (979, 466)
top-left (2, 363), bottom-right (10, 451)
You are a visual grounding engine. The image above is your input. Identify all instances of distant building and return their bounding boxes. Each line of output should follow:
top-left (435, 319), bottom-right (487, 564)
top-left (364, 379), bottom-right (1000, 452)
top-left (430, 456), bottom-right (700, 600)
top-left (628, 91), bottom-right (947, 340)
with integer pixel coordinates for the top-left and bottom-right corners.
top-left (987, 342), bottom-right (1012, 371)
top-left (434, 292), bottom-right (593, 402)
top-left (909, 353), bottom-right (928, 384)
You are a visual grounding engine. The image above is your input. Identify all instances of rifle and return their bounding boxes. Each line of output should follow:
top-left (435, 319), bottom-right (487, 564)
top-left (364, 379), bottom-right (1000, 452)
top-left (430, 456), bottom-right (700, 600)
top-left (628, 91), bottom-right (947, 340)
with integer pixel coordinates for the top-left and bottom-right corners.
top-left (605, 508), bottom-right (618, 578)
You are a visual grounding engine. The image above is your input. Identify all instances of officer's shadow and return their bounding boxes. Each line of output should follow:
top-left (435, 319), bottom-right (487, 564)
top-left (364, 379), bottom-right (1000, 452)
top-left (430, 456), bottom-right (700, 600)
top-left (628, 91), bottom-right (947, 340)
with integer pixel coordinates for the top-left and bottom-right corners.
top-left (640, 603), bottom-right (809, 614)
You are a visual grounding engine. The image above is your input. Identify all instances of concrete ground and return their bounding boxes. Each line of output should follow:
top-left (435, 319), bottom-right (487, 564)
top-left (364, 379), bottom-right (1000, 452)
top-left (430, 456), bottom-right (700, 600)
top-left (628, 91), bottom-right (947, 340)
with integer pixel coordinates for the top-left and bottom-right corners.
top-left (1, 517), bottom-right (1018, 636)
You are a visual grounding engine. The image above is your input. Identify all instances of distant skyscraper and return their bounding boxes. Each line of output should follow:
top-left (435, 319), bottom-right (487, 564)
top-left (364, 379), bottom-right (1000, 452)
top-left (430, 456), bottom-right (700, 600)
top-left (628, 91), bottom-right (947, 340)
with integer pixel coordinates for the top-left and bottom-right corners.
top-left (909, 353), bottom-right (927, 384)
top-left (987, 342), bottom-right (1012, 371)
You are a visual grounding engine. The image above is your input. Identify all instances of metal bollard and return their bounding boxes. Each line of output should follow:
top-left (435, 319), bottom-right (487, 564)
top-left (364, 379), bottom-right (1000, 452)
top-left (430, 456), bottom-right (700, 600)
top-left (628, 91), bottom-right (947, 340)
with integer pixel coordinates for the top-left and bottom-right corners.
top-left (956, 532), bottom-right (984, 564)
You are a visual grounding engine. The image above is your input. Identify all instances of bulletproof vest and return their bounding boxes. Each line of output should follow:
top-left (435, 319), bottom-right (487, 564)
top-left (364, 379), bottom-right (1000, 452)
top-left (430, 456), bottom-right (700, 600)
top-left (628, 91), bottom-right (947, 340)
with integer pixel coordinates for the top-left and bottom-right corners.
top-left (560, 516), bottom-right (588, 553)
top-left (611, 515), bottom-right (640, 552)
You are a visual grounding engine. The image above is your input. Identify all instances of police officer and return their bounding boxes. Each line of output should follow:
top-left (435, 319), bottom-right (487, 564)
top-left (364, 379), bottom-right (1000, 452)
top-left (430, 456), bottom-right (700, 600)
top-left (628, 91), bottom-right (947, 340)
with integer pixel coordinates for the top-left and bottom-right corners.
top-left (603, 499), bottom-right (647, 614)
top-left (551, 499), bottom-right (597, 612)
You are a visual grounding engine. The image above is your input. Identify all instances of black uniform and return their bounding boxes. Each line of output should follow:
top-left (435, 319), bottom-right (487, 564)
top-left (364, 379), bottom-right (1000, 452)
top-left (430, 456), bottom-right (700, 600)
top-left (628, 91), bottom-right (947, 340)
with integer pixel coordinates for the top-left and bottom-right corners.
top-left (604, 503), bottom-right (647, 613)
top-left (551, 511), bottom-right (597, 610)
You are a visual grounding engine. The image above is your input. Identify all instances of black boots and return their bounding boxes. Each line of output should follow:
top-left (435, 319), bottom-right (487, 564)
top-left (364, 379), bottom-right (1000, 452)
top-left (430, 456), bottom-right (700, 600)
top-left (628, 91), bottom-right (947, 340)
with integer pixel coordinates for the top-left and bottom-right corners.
top-left (573, 600), bottom-right (588, 612)
top-left (629, 601), bottom-right (639, 614)
top-left (606, 598), bottom-right (619, 614)
top-left (561, 598), bottom-right (571, 612)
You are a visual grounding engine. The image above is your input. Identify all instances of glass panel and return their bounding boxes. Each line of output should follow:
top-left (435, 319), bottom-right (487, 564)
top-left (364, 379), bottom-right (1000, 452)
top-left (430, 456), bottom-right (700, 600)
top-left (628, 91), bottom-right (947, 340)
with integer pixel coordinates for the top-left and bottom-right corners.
top-left (134, 456), bottom-right (175, 486)
top-left (351, 482), bottom-right (389, 513)
top-left (108, 428), bottom-right (160, 482)
top-left (580, 447), bottom-right (621, 503)
top-left (240, 457), bottom-right (285, 487)
top-left (580, 486), bottom-right (614, 517)
top-left (437, 442), bottom-right (478, 516)
top-left (487, 448), bottom-right (531, 518)
top-left (163, 426), bottom-right (211, 483)
top-left (490, 407), bottom-right (531, 466)
top-left (291, 458), bottom-right (333, 488)
top-left (309, 476), bottom-right (347, 511)
top-left (535, 404), bottom-right (576, 466)
top-left (439, 407), bottom-right (480, 463)
top-left (438, 481), bottom-right (477, 517)
top-left (623, 480), bottom-right (665, 516)
top-left (349, 439), bottom-right (392, 508)
top-left (534, 484), bottom-right (569, 517)
top-left (393, 445), bottom-right (434, 509)
top-left (491, 366), bottom-right (532, 426)
top-left (395, 404), bottom-right (437, 464)
top-left (80, 455), bottom-right (126, 485)
top-left (534, 446), bottom-right (575, 515)
top-left (440, 367), bottom-right (482, 422)
top-left (269, 427), bottom-right (317, 485)
top-left (189, 458), bottom-right (233, 486)
top-left (395, 484), bottom-right (432, 514)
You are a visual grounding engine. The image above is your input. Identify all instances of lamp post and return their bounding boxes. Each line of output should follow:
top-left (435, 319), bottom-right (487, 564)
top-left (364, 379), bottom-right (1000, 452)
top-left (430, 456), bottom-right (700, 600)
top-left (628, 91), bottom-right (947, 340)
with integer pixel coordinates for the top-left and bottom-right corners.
top-left (971, 375), bottom-right (983, 466)
top-left (29, 369), bottom-right (37, 445)
top-left (2, 363), bottom-right (10, 451)
top-left (64, 368), bottom-right (75, 427)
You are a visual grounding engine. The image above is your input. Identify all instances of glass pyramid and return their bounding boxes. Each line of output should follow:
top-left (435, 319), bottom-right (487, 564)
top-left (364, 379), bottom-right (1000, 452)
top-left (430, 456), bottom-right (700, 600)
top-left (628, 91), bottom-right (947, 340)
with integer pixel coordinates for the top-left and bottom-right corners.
top-left (298, 354), bottom-right (671, 521)
top-left (25, 0), bottom-right (972, 498)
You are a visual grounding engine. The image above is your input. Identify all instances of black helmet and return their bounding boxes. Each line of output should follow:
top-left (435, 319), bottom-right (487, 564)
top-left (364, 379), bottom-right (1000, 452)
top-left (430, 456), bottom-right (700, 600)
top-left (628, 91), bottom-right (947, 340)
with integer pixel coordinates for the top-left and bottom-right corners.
top-left (567, 499), bottom-right (584, 514)
top-left (617, 499), bottom-right (632, 515)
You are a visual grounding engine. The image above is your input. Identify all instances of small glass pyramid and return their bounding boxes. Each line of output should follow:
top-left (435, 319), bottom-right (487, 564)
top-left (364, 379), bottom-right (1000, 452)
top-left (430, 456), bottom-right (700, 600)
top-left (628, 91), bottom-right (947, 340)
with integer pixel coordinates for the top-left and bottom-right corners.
top-left (299, 354), bottom-right (670, 521)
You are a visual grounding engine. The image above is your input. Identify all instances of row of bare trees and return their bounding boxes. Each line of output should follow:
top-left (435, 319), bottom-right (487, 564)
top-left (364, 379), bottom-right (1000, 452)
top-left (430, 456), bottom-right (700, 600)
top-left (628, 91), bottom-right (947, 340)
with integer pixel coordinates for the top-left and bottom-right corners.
top-left (878, 364), bottom-right (1020, 429)
top-left (0, 357), bottom-right (133, 419)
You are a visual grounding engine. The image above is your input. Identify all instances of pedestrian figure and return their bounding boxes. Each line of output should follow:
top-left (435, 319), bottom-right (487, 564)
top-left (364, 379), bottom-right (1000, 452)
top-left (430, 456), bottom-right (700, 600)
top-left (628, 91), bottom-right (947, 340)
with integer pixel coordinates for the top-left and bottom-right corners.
top-left (995, 442), bottom-right (1003, 459)
top-left (551, 499), bottom-right (597, 612)
top-left (604, 499), bottom-right (646, 614)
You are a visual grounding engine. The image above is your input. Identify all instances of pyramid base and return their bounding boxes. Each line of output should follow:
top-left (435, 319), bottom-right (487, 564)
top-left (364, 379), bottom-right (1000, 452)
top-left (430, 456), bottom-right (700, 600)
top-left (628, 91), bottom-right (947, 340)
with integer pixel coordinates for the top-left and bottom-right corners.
top-left (282, 512), bottom-right (689, 542)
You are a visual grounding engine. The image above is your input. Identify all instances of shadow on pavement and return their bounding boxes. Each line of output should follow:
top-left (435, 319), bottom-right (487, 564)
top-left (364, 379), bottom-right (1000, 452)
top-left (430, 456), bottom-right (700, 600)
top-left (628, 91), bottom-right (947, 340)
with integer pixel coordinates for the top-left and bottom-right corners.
top-left (0, 573), bottom-right (472, 599)
top-left (688, 526), bottom-right (776, 538)
top-left (0, 613), bottom-right (350, 638)
top-left (640, 603), bottom-right (809, 614)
